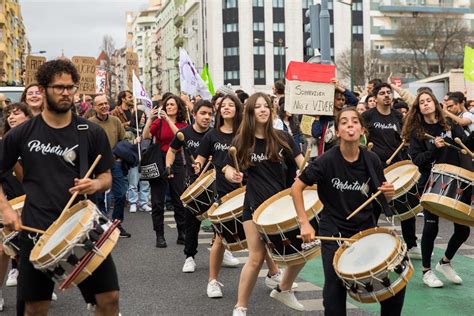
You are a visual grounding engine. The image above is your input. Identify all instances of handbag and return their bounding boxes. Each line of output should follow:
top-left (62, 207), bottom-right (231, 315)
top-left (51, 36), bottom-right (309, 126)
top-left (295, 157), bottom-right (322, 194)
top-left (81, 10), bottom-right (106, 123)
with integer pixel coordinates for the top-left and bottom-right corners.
top-left (140, 120), bottom-right (165, 180)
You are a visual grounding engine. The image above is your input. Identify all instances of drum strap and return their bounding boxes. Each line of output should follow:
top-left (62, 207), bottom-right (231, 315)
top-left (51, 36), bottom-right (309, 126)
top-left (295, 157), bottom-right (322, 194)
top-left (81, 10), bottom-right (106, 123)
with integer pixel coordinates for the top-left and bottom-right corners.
top-left (76, 116), bottom-right (90, 179)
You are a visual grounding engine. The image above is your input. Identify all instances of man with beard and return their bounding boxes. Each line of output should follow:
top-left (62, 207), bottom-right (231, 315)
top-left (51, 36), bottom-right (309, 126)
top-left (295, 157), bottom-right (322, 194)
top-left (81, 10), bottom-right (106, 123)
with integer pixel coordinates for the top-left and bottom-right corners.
top-left (111, 90), bottom-right (134, 131)
top-left (0, 59), bottom-right (120, 315)
top-left (362, 83), bottom-right (421, 260)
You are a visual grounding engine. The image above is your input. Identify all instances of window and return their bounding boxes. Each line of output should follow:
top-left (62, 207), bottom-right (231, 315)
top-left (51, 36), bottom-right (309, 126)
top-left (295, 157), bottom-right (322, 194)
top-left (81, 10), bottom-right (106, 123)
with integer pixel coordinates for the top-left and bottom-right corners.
top-left (330, 25), bottom-right (334, 33)
top-left (429, 65), bottom-right (440, 74)
top-left (273, 46), bottom-right (285, 55)
top-left (273, 0), bottom-right (284, 8)
top-left (224, 23), bottom-right (238, 32)
top-left (223, 0), bottom-right (237, 9)
top-left (254, 69), bottom-right (265, 79)
top-left (274, 70), bottom-right (283, 79)
top-left (352, 25), bottom-right (363, 34)
top-left (224, 47), bottom-right (239, 56)
top-left (273, 23), bottom-right (285, 32)
top-left (253, 22), bottom-right (264, 31)
top-left (253, 46), bottom-right (265, 55)
top-left (224, 70), bottom-right (240, 80)
top-left (328, 1), bottom-right (333, 9)
top-left (253, 0), bottom-right (264, 6)
top-left (375, 44), bottom-right (385, 50)
top-left (302, 0), bottom-right (312, 9)
top-left (352, 2), bottom-right (363, 11)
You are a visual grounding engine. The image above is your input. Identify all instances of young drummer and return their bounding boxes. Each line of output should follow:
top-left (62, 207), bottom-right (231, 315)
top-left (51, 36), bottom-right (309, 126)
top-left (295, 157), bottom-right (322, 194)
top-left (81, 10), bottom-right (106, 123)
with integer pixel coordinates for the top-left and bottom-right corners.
top-left (292, 107), bottom-right (405, 315)
top-left (165, 100), bottom-right (213, 273)
top-left (402, 91), bottom-right (473, 288)
top-left (224, 93), bottom-right (305, 315)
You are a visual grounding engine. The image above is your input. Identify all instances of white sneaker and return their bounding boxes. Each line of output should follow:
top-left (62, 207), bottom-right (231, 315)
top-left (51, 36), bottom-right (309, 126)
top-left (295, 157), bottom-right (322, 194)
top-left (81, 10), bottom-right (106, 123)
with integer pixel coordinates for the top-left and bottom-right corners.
top-left (436, 261), bottom-right (463, 284)
top-left (408, 245), bottom-right (422, 260)
top-left (0, 297), bottom-right (4, 311)
top-left (265, 269), bottom-right (298, 289)
top-left (270, 288), bottom-right (305, 311)
top-left (222, 249), bottom-right (239, 267)
top-left (6, 268), bottom-right (18, 287)
top-left (232, 306), bottom-right (247, 316)
top-left (207, 279), bottom-right (223, 298)
top-left (182, 257), bottom-right (196, 273)
top-left (423, 270), bottom-right (444, 288)
top-left (417, 212), bottom-right (424, 217)
top-left (52, 292), bottom-right (58, 301)
top-left (129, 204), bottom-right (137, 213)
top-left (141, 204), bottom-right (152, 212)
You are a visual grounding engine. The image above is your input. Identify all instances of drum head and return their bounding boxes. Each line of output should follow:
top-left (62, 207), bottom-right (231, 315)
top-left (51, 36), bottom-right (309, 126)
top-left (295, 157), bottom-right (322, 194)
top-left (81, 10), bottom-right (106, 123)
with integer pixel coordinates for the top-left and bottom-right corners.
top-left (213, 191), bottom-right (246, 216)
top-left (38, 208), bottom-right (88, 257)
top-left (384, 161), bottom-right (419, 195)
top-left (336, 233), bottom-right (397, 275)
top-left (255, 190), bottom-right (319, 225)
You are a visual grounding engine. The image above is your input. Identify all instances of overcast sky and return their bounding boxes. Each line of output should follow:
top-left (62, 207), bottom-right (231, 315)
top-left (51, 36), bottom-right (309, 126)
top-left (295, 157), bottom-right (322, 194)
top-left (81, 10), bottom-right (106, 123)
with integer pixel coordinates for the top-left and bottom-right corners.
top-left (21, 0), bottom-right (148, 60)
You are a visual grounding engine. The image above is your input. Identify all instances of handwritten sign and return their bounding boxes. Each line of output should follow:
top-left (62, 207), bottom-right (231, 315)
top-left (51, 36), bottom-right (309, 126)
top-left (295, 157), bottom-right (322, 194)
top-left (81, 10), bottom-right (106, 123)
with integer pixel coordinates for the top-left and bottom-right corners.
top-left (300, 115), bottom-right (315, 136)
top-left (96, 69), bottom-right (107, 94)
top-left (126, 52), bottom-right (139, 90)
top-left (72, 56), bottom-right (96, 94)
top-left (25, 55), bottom-right (46, 86)
top-left (285, 81), bottom-right (335, 115)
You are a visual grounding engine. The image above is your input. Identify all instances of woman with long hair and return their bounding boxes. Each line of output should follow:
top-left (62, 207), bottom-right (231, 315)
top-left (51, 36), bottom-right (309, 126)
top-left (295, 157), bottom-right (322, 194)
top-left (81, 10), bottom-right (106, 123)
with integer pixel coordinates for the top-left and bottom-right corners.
top-left (278, 97), bottom-right (303, 149)
top-left (20, 83), bottom-right (43, 117)
top-left (402, 91), bottom-right (472, 288)
top-left (292, 107), bottom-right (402, 315)
top-left (193, 94), bottom-right (244, 298)
top-left (224, 92), bottom-right (304, 315)
top-left (143, 95), bottom-right (189, 248)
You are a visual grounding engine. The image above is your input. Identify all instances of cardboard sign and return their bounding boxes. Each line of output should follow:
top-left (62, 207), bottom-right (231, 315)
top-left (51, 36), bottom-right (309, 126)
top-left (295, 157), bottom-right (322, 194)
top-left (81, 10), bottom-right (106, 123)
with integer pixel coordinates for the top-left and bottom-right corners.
top-left (72, 56), bottom-right (96, 94)
top-left (285, 80), bottom-right (335, 115)
top-left (285, 61), bottom-right (336, 83)
top-left (300, 115), bottom-right (315, 136)
top-left (96, 69), bottom-right (107, 94)
top-left (126, 52), bottom-right (139, 90)
top-left (391, 77), bottom-right (402, 88)
top-left (25, 55), bottom-right (46, 86)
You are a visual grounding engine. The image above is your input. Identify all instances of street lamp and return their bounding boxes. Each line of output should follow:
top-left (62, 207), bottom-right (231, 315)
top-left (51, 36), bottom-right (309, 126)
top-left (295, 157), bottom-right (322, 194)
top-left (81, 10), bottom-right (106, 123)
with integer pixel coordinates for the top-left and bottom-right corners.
top-left (30, 50), bottom-right (47, 55)
top-left (337, 0), bottom-right (354, 91)
top-left (166, 58), bottom-right (175, 93)
top-left (254, 38), bottom-right (286, 81)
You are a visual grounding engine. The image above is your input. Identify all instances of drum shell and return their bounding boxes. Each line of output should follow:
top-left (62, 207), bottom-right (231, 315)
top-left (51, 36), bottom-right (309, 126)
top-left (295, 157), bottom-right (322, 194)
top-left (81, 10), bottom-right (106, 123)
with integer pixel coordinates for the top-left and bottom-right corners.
top-left (180, 170), bottom-right (216, 220)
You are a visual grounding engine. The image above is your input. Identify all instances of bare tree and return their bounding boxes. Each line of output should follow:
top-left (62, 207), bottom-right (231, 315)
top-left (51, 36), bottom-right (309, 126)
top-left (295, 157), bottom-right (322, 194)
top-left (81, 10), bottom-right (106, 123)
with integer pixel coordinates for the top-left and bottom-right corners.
top-left (337, 40), bottom-right (382, 91)
top-left (100, 35), bottom-right (115, 99)
top-left (394, 17), bottom-right (471, 79)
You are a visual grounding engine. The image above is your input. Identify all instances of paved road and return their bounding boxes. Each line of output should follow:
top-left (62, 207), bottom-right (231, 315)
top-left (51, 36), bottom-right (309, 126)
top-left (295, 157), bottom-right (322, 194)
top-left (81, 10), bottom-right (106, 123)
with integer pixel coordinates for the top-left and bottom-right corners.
top-left (2, 208), bottom-right (473, 315)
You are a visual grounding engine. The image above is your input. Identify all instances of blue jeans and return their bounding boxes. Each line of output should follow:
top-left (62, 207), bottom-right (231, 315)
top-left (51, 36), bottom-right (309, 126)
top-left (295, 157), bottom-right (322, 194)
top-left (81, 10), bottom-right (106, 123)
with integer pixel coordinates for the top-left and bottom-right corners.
top-left (97, 161), bottom-right (127, 223)
top-left (127, 166), bottom-right (150, 207)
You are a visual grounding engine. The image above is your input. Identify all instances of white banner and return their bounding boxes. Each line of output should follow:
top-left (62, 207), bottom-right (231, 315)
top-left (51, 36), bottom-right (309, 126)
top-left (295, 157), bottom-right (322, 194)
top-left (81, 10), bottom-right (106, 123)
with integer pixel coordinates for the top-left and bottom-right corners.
top-left (179, 48), bottom-right (212, 100)
top-left (284, 81), bottom-right (335, 116)
top-left (132, 71), bottom-right (153, 117)
top-left (96, 69), bottom-right (106, 94)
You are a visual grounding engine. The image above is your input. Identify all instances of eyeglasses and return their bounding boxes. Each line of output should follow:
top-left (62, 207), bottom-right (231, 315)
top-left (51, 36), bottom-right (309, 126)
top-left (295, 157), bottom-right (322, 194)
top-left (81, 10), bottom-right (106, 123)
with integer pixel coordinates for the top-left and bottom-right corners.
top-left (26, 91), bottom-right (42, 96)
top-left (47, 85), bottom-right (79, 95)
top-left (378, 91), bottom-right (392, 96)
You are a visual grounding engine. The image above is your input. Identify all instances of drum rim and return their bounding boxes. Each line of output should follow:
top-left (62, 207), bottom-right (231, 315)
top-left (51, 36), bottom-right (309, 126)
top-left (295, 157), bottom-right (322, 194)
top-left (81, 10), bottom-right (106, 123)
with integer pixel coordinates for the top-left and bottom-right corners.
top-left (207, 186), bottom-right (246, 221)
top-left (333, 227), bottom-right (402, 278)
top-left (384, 160), bottom-right (421, 198)
top-left (420, 194), bottom-right (474, 226)
top-left (180, 169), bottom-right (216, 203)
top-left (271, 244), bottom-right (321, 266)
top-left (432, 163), bottom-right (474, 182)
top-left (30, 200), bottom-right (97, 265)
top-left (2, 195), bottom-right (26, 223)
top-left (391, 204), bottom-right (423, 221)
top-left (252, 186), bottom-right (322, 235)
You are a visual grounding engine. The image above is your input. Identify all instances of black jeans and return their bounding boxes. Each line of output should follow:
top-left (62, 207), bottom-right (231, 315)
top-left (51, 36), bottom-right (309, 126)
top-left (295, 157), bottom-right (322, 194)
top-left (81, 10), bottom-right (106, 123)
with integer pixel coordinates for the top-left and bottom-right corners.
top-left (421, 210), bottom-right (470, 268)
top-left (401, 216), bottom-right (417, 249)
top-left (184, 211), bottom-right (201, 258)
top-left (150, 157), bottom-right (187, 238)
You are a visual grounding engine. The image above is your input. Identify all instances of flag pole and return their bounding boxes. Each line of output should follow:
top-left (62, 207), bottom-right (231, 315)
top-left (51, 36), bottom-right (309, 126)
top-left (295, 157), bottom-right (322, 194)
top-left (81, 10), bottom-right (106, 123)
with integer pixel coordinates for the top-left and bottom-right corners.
top-left (132, 72), bottom-right (142, 161)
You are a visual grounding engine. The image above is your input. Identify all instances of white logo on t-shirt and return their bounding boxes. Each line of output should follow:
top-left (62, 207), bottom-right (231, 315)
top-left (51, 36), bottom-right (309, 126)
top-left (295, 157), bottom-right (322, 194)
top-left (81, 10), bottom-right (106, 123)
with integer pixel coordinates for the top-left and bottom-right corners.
top-left (187, 140), bottom-right (200, 149)
top-left (428, 131), bottom-right (452, 144)
top-left (251, 153), bottom-right (267, 163)
top-left (331, 178), bottom-right (370, 196)
top-left (374, 122), bottom-right (398, 131)
top-left (214, 142), bottom-right (230, 152)
top-left (27, 140), bottom-right (78, 165)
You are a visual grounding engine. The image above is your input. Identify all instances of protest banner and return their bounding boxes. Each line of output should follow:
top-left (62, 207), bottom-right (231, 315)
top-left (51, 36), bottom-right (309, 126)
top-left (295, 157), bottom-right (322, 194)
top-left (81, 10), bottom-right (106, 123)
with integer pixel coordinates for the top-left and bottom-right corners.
top-left (72, 56), bottom-right (96, 94)
top-left (25, 55), bottom-right (46, 86)
top-left (126, 52), bottom-right (139, 90)
top-left (96, 69), bottom-right (107, 94)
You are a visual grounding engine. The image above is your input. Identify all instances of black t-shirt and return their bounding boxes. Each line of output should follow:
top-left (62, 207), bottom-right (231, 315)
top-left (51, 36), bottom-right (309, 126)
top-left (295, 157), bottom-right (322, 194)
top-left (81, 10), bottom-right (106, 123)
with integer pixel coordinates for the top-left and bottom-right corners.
top-left (240, 132), bottom-right (301, 213)
top-left (0, 115), bottom-right (114, 230)
top-left (299, 146), bottom-right (384, 235)
top-left (170, 125), bottom-right (210, 181)
top-left (195, 128), bottom-right (239, 197)
top-left (362, 108), bottom-right (405, 165)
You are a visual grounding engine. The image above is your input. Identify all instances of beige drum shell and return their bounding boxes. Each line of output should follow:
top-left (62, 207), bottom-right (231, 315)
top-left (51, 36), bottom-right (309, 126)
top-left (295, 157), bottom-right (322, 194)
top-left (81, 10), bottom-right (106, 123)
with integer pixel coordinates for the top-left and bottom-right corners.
top-left (180, 169), bottom-right (216, 205)
top-left (383, 160), bottom-right (420, 199)
top-left (207, 186), bottom-right (246, 222)
top-left (432, 163), bottom-right (474, 182)
top-left (333, 227), bottom-right (402, 280)
top-left (2, 195), bottom-right (26, 224)
top-left (421, 194), bottom-right (474, 226)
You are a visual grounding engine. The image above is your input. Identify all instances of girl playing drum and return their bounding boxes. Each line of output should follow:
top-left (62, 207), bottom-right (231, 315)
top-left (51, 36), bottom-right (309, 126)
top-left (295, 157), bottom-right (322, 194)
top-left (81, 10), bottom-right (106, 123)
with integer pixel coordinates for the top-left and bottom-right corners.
top-left (291, 107), bottom-right (404, 315)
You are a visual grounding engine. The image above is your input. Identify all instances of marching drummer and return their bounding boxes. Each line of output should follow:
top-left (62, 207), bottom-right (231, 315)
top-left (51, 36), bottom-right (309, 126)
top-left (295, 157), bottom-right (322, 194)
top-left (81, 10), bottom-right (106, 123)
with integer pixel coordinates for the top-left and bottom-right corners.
top-left (291, 107), bottom-right (406, 315)
top-left (402, 91), bottom-right (473, 288)
top-left (0, 60), bottom-right (120, 315)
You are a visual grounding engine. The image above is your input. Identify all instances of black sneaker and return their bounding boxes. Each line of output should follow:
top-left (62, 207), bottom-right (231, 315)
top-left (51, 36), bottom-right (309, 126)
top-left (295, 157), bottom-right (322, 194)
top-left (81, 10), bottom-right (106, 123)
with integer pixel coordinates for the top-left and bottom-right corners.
top-left (156, 236), bottom-right (167, 248)
top-left (118, 226), bottom-right (131, 238)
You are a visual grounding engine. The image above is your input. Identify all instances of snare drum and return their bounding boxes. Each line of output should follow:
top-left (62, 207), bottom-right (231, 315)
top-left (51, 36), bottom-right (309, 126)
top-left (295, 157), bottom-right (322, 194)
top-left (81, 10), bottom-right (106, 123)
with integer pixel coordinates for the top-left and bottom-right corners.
top-left (180, 170), bottom-right (216, 220)
top-left (333, 227), bottom-right (413, 303)
top-left (207, 187), bottom-right (247, 251)
top-left (253, 186), bottom-right (322, 266)
top-left (420, 164), bottom-right (474, 226)
top-left (384, 160), bottom-right (422, 220)
top-left (30, 200), bottom-right (119, 288)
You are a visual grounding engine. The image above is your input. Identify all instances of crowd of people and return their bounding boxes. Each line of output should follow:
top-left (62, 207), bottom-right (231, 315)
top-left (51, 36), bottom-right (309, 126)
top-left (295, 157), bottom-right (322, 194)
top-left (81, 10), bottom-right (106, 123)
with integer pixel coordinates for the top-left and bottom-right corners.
top-left (0, 58), bottom-right (472, 316)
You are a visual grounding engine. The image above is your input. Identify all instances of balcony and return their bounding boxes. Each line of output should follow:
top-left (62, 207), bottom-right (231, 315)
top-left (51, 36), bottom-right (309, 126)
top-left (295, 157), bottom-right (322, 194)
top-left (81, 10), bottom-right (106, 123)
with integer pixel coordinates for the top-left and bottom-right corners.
top-left (379, 0), bottom-right (470, 14)
top-left (174, 36), bottom-right (184, 48)
top-left (174, 15), bottom-right (184, 28)
top-left (379, 27), bottom-right (397, 36)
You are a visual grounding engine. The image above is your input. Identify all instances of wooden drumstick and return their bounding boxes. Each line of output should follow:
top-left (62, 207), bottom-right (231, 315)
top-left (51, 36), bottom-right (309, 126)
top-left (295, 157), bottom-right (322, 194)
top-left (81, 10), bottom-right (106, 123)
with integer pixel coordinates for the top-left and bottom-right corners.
top-left (346, 176), bottom-right (400, 220)
top-left (296, 235), bottom-right (356, 242)
top-left (299, 148), bottom-right (311, 173)
top-left (199, 156), bottom-right (213, 177)
top-left (228, 146), bottom-right (243, 188)
top-left (177, 132), bottom-right (196, 164)
top-left (20, 225), bottom-right (46, 235)
top-left (454, 137), bottom-right (474, 158)
top-left (367, 142), bottom-right (374, 151)
top-left (62, 155), bottom-right (102, 213)
top-left (424, 133), bottom-right (468, 155)
top-left (386, 139), bottom-right (406, 165)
